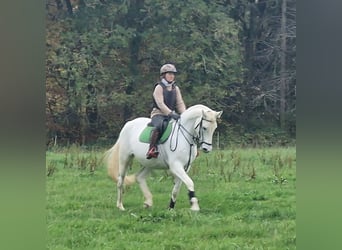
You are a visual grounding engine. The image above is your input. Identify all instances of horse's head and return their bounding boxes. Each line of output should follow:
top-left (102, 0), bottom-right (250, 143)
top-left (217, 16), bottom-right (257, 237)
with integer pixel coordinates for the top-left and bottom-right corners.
top-left (197, 109), bottom-right (223, 153)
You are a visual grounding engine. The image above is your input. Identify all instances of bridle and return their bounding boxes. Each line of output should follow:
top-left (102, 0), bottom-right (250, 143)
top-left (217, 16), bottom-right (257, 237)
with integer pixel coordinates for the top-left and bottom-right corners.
top-left (194, 117), bottom-right (213, 147)
top-left (170, 117), bottom-right (212, 149)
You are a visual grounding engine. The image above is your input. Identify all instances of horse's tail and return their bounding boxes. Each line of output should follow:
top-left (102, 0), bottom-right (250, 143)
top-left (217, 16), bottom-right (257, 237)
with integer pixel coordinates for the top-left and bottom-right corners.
top-left (104, 141), bottom-right (136, 186)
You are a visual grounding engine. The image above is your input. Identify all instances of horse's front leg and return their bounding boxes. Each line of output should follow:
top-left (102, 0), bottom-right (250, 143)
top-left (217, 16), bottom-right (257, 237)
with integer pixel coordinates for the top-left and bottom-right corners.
top-left (169, 177), bottom-right (182, 209)
top-left (169, 162), bottom-right (200, 211)
top-left (136, 167), bottom-right (153, 208)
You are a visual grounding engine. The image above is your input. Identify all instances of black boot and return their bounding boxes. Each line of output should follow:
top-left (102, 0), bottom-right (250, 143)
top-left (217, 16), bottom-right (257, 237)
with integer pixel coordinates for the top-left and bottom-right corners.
top-left (146, 129), bottom-right (160, 159)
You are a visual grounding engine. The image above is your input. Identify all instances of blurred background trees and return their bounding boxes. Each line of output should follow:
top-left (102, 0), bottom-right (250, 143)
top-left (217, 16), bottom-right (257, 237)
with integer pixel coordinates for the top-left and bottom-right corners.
top-left (46, 0), bottom-right (296, 147)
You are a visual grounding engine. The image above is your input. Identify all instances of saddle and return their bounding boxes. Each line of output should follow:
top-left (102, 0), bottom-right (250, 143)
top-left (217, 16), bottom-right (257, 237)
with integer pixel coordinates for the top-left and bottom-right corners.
top-left (139, 121), bottom-right (173, 144)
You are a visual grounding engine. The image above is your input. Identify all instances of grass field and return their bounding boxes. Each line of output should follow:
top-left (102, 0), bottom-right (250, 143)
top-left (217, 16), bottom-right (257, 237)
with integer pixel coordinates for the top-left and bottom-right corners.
top-left (46, 146), bottom-right (296, 250)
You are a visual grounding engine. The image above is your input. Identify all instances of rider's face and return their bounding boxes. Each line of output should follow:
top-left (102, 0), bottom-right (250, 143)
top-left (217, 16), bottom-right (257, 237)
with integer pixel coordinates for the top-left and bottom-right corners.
top-left (165, 72), bottom-right (175, 82)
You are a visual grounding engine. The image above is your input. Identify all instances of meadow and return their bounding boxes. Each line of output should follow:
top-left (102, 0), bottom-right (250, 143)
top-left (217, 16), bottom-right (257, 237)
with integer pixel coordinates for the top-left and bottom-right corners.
top-left (46, 146), bottom-right (296, 250)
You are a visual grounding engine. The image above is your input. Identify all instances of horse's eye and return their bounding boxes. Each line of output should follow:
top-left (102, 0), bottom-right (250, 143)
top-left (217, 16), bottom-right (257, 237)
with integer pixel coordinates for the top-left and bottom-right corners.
top-left (203, 127), bottom-right (207, 131)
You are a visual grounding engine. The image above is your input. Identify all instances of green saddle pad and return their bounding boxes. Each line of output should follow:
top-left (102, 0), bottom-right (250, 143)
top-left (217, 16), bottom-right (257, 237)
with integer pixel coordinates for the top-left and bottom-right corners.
top-left (139, 123), bottom-right (173, 144)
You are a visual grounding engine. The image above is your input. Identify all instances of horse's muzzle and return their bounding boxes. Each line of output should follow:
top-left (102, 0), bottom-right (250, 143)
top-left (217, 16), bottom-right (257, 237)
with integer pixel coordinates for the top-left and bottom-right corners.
top-left (200, 141), bottom-right (212, 153)
top-left (202, 148), bottom-right (210, 153)
top-left (201, 145), bottom-right (212, 153)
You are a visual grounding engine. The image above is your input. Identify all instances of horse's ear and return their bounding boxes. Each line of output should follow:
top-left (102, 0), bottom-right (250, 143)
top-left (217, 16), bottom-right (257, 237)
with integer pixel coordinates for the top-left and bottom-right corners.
top-left (216, 111), bottom-right (223, 119)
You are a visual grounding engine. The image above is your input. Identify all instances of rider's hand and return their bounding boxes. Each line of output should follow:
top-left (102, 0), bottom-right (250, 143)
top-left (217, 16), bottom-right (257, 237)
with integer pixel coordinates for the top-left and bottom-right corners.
top-left (168, 111), bottom-right (180, 120)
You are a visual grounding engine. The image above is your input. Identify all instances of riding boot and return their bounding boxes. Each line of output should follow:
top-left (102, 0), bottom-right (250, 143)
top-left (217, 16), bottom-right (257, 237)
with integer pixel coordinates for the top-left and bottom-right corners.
top-left (146, 129), bottom-right (160, 159)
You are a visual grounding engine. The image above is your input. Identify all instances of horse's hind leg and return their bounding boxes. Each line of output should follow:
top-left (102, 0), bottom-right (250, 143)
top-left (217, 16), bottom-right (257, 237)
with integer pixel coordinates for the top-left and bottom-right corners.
top-left (169, 177), bottom-right (182, 209)
top-left (136, 167), bottom-right (153, 208)
top-left (116, 154), bottom-right (133, 211)
top-left (117, 175), bottom-right (125, 211)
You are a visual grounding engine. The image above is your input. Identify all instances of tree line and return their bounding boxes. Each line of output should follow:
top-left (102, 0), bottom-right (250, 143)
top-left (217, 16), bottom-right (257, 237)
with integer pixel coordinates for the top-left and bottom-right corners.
top-left (46, 0), bottom-right (296, 148)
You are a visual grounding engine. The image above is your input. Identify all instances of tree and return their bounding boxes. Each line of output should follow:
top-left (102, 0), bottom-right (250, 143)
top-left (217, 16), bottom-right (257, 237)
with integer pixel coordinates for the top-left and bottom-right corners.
top-left (280, 0), bottom-right (287, 129)
top-left (230, 0), bottom-right (296, 136)
top-left (46, 0), bottom-right (296, 147)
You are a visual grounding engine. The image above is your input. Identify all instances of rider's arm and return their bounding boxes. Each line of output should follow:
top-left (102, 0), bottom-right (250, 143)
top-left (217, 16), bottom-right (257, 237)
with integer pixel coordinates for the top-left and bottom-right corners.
top-left (175, 86), bottom-right (186, 114)
top-left (153, 85), bottom-right (172, 115)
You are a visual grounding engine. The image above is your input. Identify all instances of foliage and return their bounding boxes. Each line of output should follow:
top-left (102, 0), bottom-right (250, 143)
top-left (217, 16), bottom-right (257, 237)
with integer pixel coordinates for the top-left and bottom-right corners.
top-left (229, 0), bottom-right (296, 133)
top-left (47, 146), bottom-right (296, 249)
top-left (46, 0), bottom-right (296, 147)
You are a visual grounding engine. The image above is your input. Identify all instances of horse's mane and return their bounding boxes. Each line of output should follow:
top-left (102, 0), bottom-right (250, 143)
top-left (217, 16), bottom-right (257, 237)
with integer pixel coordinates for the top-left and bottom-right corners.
top-left (181, 104), bottom-right (212, 121)
top-left (185, 104), bottom-right (212, 113)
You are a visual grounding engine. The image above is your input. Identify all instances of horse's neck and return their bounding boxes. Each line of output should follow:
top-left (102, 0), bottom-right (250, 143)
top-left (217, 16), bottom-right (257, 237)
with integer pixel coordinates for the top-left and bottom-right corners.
top-left (180, 110), bottom-right (202, 133)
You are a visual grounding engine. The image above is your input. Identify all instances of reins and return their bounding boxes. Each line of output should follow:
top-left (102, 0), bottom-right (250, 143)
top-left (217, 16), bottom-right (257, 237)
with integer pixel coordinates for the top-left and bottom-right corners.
top-left (170, 119), bottom-right (194, 152)
top-left (169, 117), bottom-right (212, 171)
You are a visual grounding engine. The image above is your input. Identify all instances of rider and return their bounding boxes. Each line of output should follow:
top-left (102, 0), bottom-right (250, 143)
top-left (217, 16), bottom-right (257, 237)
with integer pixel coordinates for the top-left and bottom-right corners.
top-left (146, 63), bottom-right (186, 159)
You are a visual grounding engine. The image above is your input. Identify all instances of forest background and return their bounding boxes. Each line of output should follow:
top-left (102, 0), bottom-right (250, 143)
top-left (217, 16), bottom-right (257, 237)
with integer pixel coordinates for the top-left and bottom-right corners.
top-left (46, 0), bottom-right (296, 148)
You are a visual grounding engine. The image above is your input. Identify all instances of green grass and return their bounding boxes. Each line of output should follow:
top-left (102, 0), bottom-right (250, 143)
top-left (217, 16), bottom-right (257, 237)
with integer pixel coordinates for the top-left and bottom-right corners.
top-left (46, 146), bottom-right (296, 250)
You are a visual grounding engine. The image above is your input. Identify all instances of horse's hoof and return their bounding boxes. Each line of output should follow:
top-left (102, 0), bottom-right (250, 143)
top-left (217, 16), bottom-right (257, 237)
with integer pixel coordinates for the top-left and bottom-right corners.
top-left (143, 202), bottom-right (152, 209)
top-left (190, 197), bottom-right (200, 211)
top-left (117, 204), bottom-right (125, 211)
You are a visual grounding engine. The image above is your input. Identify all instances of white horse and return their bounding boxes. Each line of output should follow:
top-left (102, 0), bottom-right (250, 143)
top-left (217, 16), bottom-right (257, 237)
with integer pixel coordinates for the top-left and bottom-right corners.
top-left (105, 104), bottom-right (222, 211)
